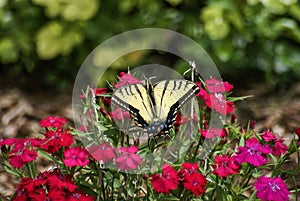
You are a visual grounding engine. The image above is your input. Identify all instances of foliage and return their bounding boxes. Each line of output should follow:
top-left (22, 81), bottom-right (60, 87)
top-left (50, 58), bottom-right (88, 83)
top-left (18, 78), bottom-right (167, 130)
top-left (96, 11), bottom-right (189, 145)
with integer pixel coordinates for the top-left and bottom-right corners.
top-left (0, 70), bottom-right (299, 200)
top-left (1, 0), bottom-right (300, 88)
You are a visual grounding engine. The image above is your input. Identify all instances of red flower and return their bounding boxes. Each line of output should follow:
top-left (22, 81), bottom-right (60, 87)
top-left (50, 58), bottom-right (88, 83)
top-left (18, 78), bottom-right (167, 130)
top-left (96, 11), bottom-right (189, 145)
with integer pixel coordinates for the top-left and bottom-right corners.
top-left (40, 116), bottom-right (66, 128)
top-left (272, 139), bottom-right (288, 157)
top-left (114, 72), bottom-right (142, 88)
top-left (93, 87), bottom-right (107, 96)
top-left (63, 147), bottom-right (90, 167)
top-left (47, 188), bottom-right (66, 201)
top-left (174, 113), bottom-right (189, 132)
top-left (47, 172), bottom-right (77, 192)
top-left (9, 148), bottom-right (38, 168)
top-left (199, 127), bottom-right (227, 139)
top-left (68, 190), bottom-right (95, 201)
top-left (212, 155), bottom-right (240, 177)
top-left (178, 162), bottom-right (199, 181)
top-left (150, 164), bottom-right (179, 194)
top-left (115, 146), bottom-right (142, 170)
top-left (5, 138), bottom-right (40, 168)
top-left (205, 78), bottom-right (233, 93)
top-left (88, 142), bottom-right (115, 163)
top-left (183, 172), bottom-right (206, 196)
top-left (40, 129), bottom-right (73, 153)
top-left (295, 127), bottom-right (300, 137)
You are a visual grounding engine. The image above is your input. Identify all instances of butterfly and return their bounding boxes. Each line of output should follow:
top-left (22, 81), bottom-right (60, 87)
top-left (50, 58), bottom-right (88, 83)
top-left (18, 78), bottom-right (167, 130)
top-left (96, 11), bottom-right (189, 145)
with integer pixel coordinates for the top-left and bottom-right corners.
top-left (111, 79), bottom-right (199, 147)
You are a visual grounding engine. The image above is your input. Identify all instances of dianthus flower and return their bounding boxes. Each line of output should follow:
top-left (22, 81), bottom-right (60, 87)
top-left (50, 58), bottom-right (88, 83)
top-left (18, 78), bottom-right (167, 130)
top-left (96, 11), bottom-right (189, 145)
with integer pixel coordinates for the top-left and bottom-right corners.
top-left (177, 162), bottom-right (199, 181)
top-left (272, 139), bottom-right (288, 157)
top-left (212, 155), bottom-right (240, 177)
top-left (262, 130), bottom-right (277, 142)
top-left (235, 138), bottom-right (272, 166)
top-left (199, 127), bottom-right (227, 139)
top-left (205, 78), bottom-right (234, 93)
top-left (150, 164), bottom-right (179, 194)
top-left (115, 146), bottom-right (142, 170)
top-left (114, 72), bottom-right (142, 88)
top-left (63, 147), bottom-right (90, 167)
top-left (183, 172), bottom-right (206, 196)
top-left (254, 176), bottom-right (289, 201)
top-left (40, 116), bottom-right (66, 128)
top-left (110, 107), bottom-right (130, 121)
top-left (88, 142), bottom-right (115, 163)
top-left (40, 128), bottom-right (73, 153)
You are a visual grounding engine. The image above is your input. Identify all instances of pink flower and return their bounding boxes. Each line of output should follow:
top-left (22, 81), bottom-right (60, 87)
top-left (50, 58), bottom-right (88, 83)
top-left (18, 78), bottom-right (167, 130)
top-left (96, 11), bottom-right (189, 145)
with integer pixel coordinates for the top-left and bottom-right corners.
top-left (110, 107), bottom-right (130, 121)
top-left (88, 142), bottom-right (115, 163)
top-left (183, 172), bottom-right (206, 196)
top-left (199, 127), bottom-right (227, 139)
top-left (40, 116), bottom-right (66, 128)
top-left (150, 164), bottom-right (179, 194)
top-left (254, 176), bottom-right (289, 201)
top-left (205, 78), bottom-right (234, 93)
top-left (115, 146), bottom-right (142, 170)
top-left (114, 72), bottom-right (142, 88)
top-left (262, 130), bottom-right (277, 142)
top-left (195, 82), bottom-right (234, 114)
top-left (212, 155), bottom-right (240, 177)
top-left (63, 147), bottom-right (90, 167)
top-left (235, 138), bottom-right (272, 167)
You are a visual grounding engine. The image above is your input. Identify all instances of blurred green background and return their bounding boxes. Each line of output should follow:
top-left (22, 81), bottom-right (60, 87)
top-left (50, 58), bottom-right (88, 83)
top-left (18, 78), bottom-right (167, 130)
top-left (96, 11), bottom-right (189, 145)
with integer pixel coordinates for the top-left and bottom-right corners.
top-left (1, 0), bottom-right (300, 91)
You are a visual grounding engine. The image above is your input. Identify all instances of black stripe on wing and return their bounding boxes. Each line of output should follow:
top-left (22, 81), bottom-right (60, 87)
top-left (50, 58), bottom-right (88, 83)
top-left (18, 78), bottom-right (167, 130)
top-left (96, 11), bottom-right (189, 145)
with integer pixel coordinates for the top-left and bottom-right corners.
top-left (111, 94), bottom-right (149, 128)
top-left (164, 83), bottom-right (200, 129)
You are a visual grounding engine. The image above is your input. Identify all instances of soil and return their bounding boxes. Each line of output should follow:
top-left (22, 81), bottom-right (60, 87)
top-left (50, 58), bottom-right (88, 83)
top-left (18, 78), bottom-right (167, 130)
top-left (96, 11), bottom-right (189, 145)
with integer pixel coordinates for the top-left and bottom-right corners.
top-left (0, 74), bottom-right (300, 200)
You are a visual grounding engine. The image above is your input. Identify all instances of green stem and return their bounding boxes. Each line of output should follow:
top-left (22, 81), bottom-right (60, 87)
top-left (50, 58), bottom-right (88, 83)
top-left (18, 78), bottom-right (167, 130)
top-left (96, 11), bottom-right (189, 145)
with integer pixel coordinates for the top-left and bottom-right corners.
top-left (27, 161), bottom-right (36, 178)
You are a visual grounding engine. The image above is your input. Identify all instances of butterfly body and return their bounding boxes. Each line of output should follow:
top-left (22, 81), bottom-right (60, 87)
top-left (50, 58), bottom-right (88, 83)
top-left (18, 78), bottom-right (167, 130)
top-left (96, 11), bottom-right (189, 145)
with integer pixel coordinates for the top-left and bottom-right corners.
top-left (111, 79), bottom-right (199, 145)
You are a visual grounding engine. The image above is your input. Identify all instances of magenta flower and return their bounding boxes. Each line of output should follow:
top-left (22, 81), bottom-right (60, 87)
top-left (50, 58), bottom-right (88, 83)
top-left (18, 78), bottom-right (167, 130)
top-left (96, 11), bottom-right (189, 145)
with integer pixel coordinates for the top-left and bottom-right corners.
top-left (114, 72), bottom-right (142, 88)
top-left (254, 176), bottom-right (289, 201)
top-left (115, 146), bottom-right (142, 170)
top-left (262, 130), bottom-right (277, 142)
top-left (272, 139), bottom-right (288, 157)
top-left (63, 147), bottom-right (90, 167)
top-left (40, 116), bottom-right (66, 128)
top-left (235, 138), bottom-right (272, 166)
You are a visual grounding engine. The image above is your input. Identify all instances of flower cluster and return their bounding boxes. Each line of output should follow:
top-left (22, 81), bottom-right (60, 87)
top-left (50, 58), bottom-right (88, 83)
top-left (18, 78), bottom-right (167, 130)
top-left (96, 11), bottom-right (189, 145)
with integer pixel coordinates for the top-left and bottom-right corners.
top-left (88, 143), bottom-right (142, 171)
top-left (12, 168), bottom-right (94, 201)
top-left (196, 78), bottom-right (234, 114)
top-left (151, 163), bottom-right (206, 197)
top-left (1, 71), bottom-right (299, 201)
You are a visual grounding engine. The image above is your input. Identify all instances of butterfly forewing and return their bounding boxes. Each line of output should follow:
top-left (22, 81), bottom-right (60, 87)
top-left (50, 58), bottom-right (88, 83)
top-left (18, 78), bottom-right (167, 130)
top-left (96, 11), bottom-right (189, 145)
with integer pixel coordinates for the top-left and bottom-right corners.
top-left (153, 80), bottom-right (199, 124)
top-left (111, 83), bottom-right (154, 127)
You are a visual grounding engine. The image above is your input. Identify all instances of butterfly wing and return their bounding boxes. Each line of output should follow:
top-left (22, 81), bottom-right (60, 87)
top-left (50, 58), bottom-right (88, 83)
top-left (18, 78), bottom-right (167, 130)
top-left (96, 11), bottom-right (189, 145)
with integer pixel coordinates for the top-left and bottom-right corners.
top-left (111, 83), bottom-right (154, 128)
top-left (152, 80), bottom-right (200, 129)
